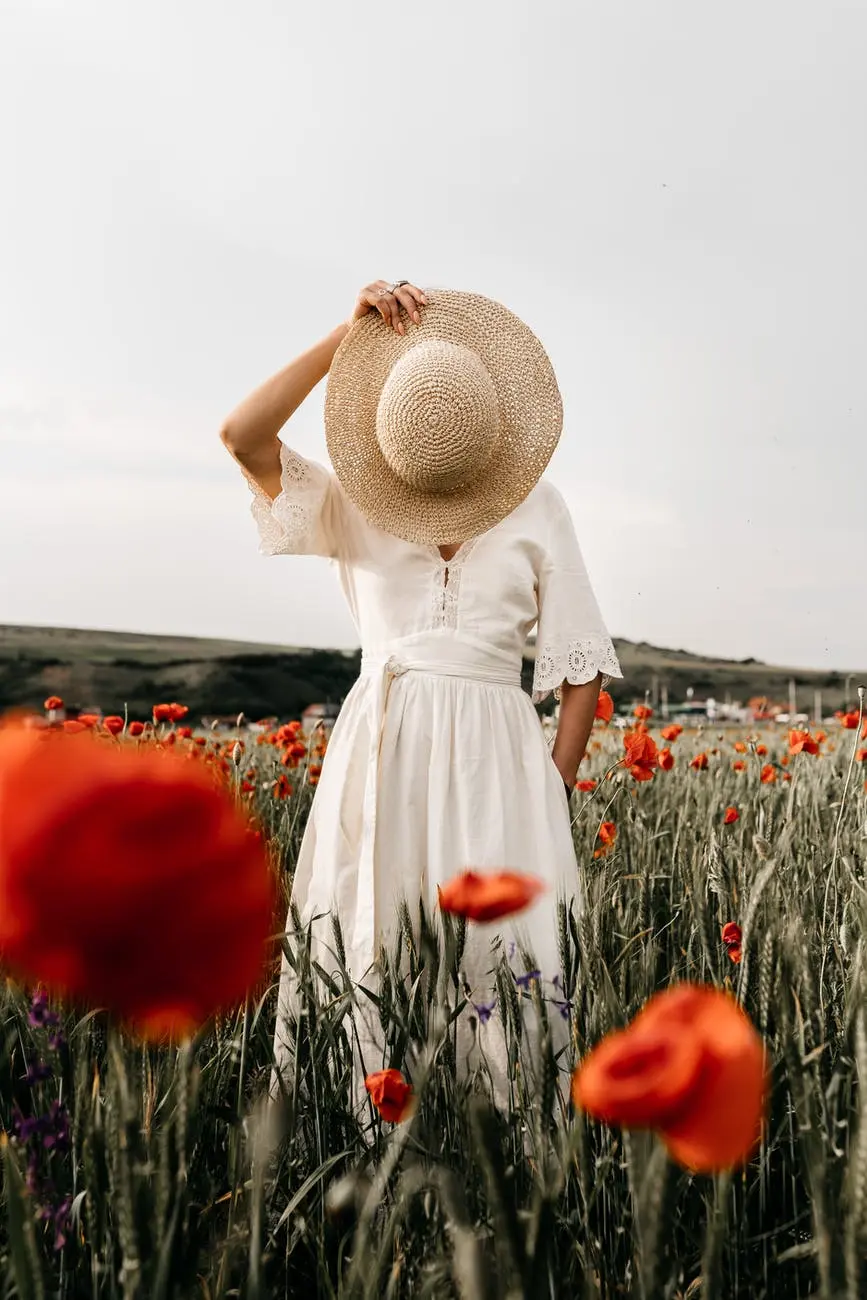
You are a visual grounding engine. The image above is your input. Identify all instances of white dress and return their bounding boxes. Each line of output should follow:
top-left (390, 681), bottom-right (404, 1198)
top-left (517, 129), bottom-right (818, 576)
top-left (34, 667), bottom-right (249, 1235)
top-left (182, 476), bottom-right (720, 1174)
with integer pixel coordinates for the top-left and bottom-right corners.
top-left (245, 439), bottom-right (623, 1101)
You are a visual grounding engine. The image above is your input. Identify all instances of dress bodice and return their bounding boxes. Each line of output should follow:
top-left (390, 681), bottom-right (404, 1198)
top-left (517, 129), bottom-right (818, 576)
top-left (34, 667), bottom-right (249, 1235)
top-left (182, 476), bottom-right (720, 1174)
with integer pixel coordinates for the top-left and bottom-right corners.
top-left (244, 440), bottom-right (622, 702)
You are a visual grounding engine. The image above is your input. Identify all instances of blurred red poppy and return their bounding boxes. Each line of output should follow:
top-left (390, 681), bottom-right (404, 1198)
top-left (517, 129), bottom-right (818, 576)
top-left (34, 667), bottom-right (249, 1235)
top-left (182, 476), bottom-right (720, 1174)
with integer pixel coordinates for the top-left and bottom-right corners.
top-left (760, 764), bottom-right (776, 784)
top-left (594, 821), bottom-right (617, 858)
top-left (575, 779), bottom-right (597, 792)
top-left (103, 717), bottom-right (125, 736)
top-left (721, 921), bottom-right (743, 964)
top-left (690, 753), bottom-right (709, 771)
top-left (633, 705), bottom-right (653, 722)
top-left (152, 703), bottom-right (189, 724)
top-left (660, 724), bottom-right (682, 743)
top-left (658, 748), bottom-right (674, 771)
top-left (788, 730), bottom-right (819, 756)
top-left (572, 984), bottom-right (767, 1173)
top-left (595, 692), bottom-right (614, 723)
top-left (624, 729), bottom-right (658, 782)
top-left (437, 870), bottom-right (545, 922)
top-left (365, 1068), bottom-right (413, 1123)
top-left (44, 697), bottom-right (63, 712)
top-left (0, 720), bottom-right (275, 1040)
top-left (724, 807), bottom-right (739, 825)
top-left (732, 760), bottom-right (746, 773)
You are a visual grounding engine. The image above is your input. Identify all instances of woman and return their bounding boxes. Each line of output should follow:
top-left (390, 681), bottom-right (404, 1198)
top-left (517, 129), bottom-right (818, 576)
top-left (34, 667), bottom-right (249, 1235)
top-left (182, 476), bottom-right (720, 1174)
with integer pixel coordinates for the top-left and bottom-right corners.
top-left (220, 279), bottom-right (623, 1104)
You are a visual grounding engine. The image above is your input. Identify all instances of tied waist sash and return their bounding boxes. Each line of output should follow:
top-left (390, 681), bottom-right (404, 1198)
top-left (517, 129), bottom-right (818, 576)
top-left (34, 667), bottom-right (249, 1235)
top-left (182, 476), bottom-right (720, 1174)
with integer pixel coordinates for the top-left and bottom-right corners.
top-left (350, 635), bottom-right (523, 969)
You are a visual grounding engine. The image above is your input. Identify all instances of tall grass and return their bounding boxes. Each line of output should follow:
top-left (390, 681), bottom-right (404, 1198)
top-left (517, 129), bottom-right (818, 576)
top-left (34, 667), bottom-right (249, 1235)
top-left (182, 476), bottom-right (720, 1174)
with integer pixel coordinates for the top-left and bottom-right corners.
top-left (1, 716), bottom-right (865, 1297)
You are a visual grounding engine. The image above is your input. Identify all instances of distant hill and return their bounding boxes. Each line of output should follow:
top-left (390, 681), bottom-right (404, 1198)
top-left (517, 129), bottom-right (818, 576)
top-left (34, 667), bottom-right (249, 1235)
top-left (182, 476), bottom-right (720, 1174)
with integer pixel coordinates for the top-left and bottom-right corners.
top-left (0, 624), bottom-right (862, 721)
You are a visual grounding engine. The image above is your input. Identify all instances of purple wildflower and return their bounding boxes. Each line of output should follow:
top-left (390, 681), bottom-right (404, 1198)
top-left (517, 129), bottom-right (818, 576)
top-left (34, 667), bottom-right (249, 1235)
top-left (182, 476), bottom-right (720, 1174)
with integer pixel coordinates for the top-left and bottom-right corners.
top-left (47, 1027), bottom-right (66, 1053)
top-left (42, 1101), bottom-right (70, 1152)
top-left (472, 999), bottom-right (496, 1025)
top-left (28, 989), bottom-right (59, 1031)
top-left (553, 998), bottom-right (573, 1019)
top-left (25, 1061), bottom-right (53, 1086)
top-left (513, 969), bottom-right (541, 990)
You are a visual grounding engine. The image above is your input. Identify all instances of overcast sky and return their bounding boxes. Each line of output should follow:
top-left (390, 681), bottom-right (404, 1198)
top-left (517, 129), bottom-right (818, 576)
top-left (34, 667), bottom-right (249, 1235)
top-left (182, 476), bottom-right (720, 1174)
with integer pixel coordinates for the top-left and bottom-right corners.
top-left (1, 1), bottom-right (865, 672)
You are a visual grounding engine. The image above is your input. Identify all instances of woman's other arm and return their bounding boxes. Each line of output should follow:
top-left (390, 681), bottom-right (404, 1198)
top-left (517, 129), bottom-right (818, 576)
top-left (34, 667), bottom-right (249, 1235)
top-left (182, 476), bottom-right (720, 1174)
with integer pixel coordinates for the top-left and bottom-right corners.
top-left (551, 674), bottom-right (602, 790)
top-left (219, 280), bottom-right (426, 500)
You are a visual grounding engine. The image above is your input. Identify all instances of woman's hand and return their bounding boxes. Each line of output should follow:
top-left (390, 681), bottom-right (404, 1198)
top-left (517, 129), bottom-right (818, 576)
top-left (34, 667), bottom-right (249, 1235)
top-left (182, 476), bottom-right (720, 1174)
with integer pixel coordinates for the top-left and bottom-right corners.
top-left (350, 280), bottom-right (427, 336)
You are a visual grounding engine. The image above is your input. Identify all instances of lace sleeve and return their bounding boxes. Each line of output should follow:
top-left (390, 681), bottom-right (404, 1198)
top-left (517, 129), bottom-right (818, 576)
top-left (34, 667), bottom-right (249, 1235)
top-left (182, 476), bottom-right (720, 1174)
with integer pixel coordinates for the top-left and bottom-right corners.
top-left (531, 485), bottom-right (623, 704)
top-left (243, 440), bottom-right (345, 559)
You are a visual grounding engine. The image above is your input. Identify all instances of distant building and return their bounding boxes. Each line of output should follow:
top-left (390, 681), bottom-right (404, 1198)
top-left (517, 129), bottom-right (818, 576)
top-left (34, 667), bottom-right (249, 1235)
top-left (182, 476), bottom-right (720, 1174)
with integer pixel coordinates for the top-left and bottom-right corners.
top-left (301, 702), bottom-right (341, 734)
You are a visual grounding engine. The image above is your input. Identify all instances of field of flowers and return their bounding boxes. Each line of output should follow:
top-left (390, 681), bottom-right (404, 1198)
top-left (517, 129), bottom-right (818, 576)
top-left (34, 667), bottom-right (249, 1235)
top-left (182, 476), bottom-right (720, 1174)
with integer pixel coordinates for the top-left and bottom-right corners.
top-left (1, 690), bottom-right (866, 1299)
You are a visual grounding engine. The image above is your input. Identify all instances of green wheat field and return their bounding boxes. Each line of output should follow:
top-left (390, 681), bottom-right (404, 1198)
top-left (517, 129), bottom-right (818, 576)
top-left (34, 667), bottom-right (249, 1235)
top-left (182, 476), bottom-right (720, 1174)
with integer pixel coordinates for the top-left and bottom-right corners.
top-left (2, 705), bottom-right (866, 1299)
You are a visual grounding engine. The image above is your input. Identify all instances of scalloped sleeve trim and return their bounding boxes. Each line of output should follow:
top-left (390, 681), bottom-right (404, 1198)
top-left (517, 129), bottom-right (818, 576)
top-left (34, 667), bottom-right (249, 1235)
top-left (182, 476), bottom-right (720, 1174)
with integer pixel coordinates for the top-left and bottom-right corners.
top-left (531, 634), bottom-right (623, 705)
top-left (244, 441), bottom-right (339, 558)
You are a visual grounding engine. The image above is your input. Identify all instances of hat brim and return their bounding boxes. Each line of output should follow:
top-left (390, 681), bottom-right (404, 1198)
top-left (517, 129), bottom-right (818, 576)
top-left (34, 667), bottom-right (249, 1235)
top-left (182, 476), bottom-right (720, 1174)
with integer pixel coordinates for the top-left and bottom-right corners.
top-left (324, 289), bottom-right (563, 545)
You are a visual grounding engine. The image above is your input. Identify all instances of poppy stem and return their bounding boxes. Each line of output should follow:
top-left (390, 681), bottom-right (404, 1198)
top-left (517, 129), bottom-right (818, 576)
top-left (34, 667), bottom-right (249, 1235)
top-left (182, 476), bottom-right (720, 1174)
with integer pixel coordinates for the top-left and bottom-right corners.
top-left (631, 1137), bottom-right (677, 1300)
top-left (700, 1170), bottom-right (732, 1300)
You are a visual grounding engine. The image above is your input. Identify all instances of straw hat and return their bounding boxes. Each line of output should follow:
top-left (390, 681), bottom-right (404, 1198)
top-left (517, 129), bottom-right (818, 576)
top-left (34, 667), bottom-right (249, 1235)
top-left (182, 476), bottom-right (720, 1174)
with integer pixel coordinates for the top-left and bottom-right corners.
top-left (324, 288), bottom-right (563, 545)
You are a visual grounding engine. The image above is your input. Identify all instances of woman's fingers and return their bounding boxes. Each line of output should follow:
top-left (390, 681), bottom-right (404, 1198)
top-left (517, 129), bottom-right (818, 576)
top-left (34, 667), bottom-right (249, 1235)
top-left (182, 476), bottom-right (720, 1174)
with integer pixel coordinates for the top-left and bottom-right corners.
top-left (394, 285), bottom-right (422, 325)
top-left (355, 280), bottom-right (427, 332)
top-left (384, 291), bottom-right (404, 334)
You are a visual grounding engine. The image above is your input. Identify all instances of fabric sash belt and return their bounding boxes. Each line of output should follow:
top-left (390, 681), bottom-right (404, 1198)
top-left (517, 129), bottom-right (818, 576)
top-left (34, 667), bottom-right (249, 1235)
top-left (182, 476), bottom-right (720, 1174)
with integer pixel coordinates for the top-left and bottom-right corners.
top-left (350, 636), bottom-right (523, 969)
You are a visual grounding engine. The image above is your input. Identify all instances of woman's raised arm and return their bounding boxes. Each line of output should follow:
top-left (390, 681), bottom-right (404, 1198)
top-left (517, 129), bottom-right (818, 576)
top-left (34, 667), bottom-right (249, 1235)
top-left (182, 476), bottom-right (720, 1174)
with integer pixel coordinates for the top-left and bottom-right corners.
top-left (219, 280), bottom-right (426, 501)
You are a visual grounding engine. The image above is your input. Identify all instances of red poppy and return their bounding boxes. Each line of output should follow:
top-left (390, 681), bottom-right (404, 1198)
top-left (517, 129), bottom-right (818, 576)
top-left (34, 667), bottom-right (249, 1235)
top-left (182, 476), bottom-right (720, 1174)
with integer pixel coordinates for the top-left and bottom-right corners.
top-left (43, 696), bottom-right (63, 712)
top-left (287, 742), bottom-right (307, 760)
top-left (788, 730), bottom-right (819, 756)
top-left (272, 774), bottom-right (293, 799)
top-left (595, 692), bottom-right (614, 724)
top-left (721, 921), bottom-right (743, 964)
top-left (62, 721), bottom-right (87, 734)
top-left (723, 807), bottom-right (739, 825)
top-left (624, 729), bottom-right (658, 782)
top-left (857, 749), bottom-right (867, 763)
top-left (633, 704), bottom-right (653, 722)
top-left (690, 752), bottom-right (709, 771)
top-left (658, 748), bottom-right (674, 771)
top-left (127, 721), bottom-right (146, 738)
top-left (76, 714), bottom-right (100, 729)
top-left (575, 779), bottom-right (597, 792)
top-left (102, 716), bottom-right (125, 736)
top-left (572, 984), bottom-right (767, 1173)
top-left (152, 703), bottom-right (188, 724)
top-left (276, 721), bottom-right (303, 744)
top-left (760, 764), bottom-right (776, 784)
top-left (0, 720), bottom-right (274, 1040)
top-left (437, 870), bottom-right (546, 922)
top-left (732, 760), bottom-right (746, 773)
top-left (364, 1068), bottom-right (413, 1123)
top-left (733, 741), bottom-right (747, 754)
top-left (594, 821), bottom-right (617, 857)
top-left (841, 711), bottom-right (860, 730)
top-left (660, 724), bottom-right (682, 743)
top-left (755, 744), bottom-right (768, 757)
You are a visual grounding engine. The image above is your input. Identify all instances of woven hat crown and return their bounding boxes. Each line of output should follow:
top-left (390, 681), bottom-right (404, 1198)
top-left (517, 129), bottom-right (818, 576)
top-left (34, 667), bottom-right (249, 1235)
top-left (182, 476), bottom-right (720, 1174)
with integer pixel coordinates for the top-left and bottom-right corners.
top-left (375, 339), bottom-right (500, 495)
top-left (324, 287), bottom-right (563, 546)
